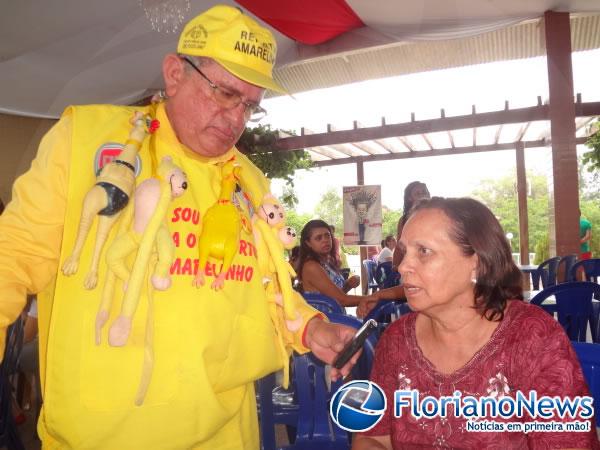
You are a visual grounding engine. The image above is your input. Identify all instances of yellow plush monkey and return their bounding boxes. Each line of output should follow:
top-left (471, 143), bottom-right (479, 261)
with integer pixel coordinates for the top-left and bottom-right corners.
top-left (95, 156), bottom-right (188, 347)
top-left (62, 112), bottom-right (155, 289)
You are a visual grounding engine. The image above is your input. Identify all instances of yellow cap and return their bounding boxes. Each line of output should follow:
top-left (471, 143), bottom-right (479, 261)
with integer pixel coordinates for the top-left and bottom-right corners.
top-left (177, 5), bottom-right (285, 93)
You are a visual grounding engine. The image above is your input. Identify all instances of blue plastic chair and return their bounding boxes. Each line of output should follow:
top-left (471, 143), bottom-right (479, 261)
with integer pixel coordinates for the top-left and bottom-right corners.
top-left (530, 281), bottom-right (600, 343)
top-left (374, 262), bottom-right (400, 289)
top-left (557, 254), bottom-right (578, 282)
top-left (363, 300), bottom-right (412, 338)
top-left (362, 260), bottom-right (379, 294)
top-left (258, 313), bottom-right (376, 450)
top-left (571, 342), bottom-right (600, 419)
top-left (531, 256), bottom-right (561, 290)
top-left (302, 292), bottom-right (346, 315)
top-left (0, 317), bottom-right (25, 450)
top-left (570, 258), bottom-right (600, 284)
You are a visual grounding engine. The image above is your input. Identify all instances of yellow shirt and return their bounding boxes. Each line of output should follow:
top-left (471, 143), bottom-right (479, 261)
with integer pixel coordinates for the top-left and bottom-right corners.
top-left (0, 103), bottom-right (319, 449)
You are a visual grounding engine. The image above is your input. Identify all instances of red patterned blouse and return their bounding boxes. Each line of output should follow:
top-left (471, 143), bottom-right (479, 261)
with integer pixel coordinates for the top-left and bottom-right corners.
top-left (363, 300), bottom-right (600, 449)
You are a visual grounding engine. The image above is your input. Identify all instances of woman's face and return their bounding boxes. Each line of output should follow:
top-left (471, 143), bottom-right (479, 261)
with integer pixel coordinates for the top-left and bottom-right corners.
top-left (410, 185), bottom-right (430, 203)
top-left (398, 208), bottom-right (477, 315)
top-left (386, 237), bottom-right (397, 250)
top-left (306, 227), bottom-right (333, 256)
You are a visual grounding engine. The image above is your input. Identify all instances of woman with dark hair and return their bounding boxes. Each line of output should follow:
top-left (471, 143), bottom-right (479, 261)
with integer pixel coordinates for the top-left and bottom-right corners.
top-left (297, 219), bottom-right (376, 316)
top-left (376, 235), bottom-right (396, 264)
top-left (353, 197), bottom-right (598, 449)
top-left (392, 181), bottom-right (430, 269)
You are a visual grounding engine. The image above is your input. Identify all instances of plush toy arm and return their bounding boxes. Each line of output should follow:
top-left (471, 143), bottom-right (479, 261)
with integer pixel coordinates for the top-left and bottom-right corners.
top-left (121, 183), bottom-right (170, 317)
top-left (151, 224), bottom-right (174, 290)
top-left (256, 220), bottom-right (296, 320)
top-left (108, 182), bottom-right (172, 346)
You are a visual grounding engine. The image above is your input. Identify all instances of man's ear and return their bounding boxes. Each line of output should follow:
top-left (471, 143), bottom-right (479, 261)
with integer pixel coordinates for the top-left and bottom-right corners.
top-left (162, 54), bottom-right (185, 97)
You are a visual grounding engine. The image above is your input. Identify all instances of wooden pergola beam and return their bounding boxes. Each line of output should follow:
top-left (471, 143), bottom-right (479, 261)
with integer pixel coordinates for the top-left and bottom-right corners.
top-left (275, 101), bottom-right (600, 152)
top-left (310, 136), bottom-right (589, 167)
top-left (372, 139), bottom-right (395, 153)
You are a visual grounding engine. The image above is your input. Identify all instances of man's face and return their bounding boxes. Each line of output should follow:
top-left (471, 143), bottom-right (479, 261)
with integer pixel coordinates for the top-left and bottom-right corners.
top-left (164, 57), bottom-right (265, 157)
top-left (356, 203), bottom-right (368, 220)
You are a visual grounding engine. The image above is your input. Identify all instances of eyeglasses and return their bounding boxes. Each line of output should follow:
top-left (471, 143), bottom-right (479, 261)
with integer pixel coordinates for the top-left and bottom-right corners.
top-left (181, 57), bottom-right (267, 122)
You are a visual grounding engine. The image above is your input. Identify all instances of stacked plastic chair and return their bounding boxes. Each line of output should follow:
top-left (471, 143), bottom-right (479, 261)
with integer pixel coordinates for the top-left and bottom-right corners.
top-left (258, 312), bottom-right (377, 450)
top-left (302, 292), bottom-right (346, 315)
top-left (531, 256), bottom-right (561, 290)
top-left (0, 317), bottom-right (25, 450)
top-left (362, 260), bottom-right (379, 294)
top-left (557, 254), bottom-right (578, 282)
top-left (374, 262), bottom-right (400, 289)
top-left (571, 342), bottom-right (600, 419)
top-left (530, 281), bottom-right (600, 343)
top-left (570, 258), bottom-right (600, 284)
top-left (363, 300), bottom-right (412, 339)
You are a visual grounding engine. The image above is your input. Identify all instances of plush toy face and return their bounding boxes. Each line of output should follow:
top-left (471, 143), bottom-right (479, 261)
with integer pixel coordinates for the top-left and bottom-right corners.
top-left (278, 226), bottom-right (297, 250)
top-left (169, 168), bottom-right (188, 198)
top-left (260, 202), bottom-right (285, 227)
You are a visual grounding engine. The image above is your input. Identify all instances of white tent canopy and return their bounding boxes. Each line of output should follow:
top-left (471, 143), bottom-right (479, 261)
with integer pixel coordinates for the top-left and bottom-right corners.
top-left (2, 0), bottom-right (600, 118)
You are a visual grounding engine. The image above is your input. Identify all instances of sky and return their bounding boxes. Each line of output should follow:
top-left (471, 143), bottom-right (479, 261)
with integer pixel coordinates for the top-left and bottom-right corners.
top-left (259, 49), bottom-right (600, 214)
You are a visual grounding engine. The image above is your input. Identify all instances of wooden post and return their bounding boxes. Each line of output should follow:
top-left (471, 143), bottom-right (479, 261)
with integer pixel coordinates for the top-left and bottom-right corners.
top-left (356, 160), bottom-right (369, 294)
top-left (515, 142), bottom-right (530, 289)
top-left (516, 142), bottom-right (529, 266)
top-left (544, 11), bottom-right (580, 257)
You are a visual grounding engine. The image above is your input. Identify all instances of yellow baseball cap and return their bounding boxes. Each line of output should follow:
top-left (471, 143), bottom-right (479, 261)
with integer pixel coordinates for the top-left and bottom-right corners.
top-left (177, 5), bottom-right (286, 93)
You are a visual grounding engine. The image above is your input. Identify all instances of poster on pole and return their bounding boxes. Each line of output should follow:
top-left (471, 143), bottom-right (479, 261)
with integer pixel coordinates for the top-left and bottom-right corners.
top-left (342, 185), bottom-right (382, 246)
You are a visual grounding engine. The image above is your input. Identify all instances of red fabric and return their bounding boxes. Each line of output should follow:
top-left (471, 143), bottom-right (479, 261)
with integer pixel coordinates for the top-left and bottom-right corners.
top-left (364, 300), bottom-right (600, 449)
top-left (235, 0), bottom-right (364, 45)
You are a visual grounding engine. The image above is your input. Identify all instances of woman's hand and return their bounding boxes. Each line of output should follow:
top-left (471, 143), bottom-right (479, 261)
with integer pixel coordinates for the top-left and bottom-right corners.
top-left (344, 274), bottom-right (361, 292)
top-left (357, 295), bottom-right (379, 318)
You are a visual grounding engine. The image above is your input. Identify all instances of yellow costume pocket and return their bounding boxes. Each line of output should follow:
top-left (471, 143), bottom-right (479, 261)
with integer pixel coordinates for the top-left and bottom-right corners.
top-left (80, 302), bottom-right (183, 411)
top-left (212, 313), bottom-right (280, 393)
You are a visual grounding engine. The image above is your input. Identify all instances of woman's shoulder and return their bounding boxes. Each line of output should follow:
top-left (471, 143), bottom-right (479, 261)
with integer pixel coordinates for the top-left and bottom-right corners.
top-left (501, 300), bottom-right (567, 345)
top-left (301, 259), bottom-right (324, 274)
top-left (378, 311), bottom-right (417, 342)
top-left (505, 299), bottom-right (558, 326)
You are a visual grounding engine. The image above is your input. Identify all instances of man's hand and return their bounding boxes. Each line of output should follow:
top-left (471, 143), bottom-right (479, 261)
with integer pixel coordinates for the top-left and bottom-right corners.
top-left (304, 317), bottom-right (360, 381)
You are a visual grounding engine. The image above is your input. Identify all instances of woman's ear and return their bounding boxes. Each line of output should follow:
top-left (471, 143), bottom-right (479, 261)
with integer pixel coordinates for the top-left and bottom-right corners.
top-left (470, 254), bottom-right (479, 281)
top-left (162, 54), bottom-right (185, 98)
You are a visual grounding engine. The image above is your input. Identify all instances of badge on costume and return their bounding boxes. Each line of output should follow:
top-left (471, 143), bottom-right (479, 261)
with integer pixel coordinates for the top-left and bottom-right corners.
top-left (94, 142), bottom-right (142, 177)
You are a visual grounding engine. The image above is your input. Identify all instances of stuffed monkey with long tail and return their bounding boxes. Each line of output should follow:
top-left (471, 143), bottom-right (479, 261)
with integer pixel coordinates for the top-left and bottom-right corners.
top-left (95, 156), bottom-right (187, 347)
top-left (62, 112), bottom-right (158, 289)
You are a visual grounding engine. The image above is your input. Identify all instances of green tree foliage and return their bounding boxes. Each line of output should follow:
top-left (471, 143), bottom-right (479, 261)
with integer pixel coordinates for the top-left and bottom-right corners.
top-left (237, 125), bottom-right (313, 197)
top-left (583, 119), bottom-right (600, 172)
top-left (534, 233), bottom-right (549, 265)
top-left (580, 202), bottom-right (600, 257)
top-left (382, 207), bottom-right (402, 239)
top-left (471, 171), bottom-right (550, 254)
top-left (314, 188), bottom-right (343, 232)
top-left (284, 209), bottom-right (313, 239)
top-left (472, 169), bottom-right (600, 258)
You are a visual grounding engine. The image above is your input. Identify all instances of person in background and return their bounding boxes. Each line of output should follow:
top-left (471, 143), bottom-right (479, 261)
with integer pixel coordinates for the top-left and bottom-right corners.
top-left (329, 224), bottom-right (343, 269)
top-left (289, 245), bottom-right (300, 270)
top-left (0, 6), bottom-right (359, 449)
top-left (297, 219), bottom-right (376, 317)
top-left (580, 212), bottom-right (592, 260)
top-left (392, 181), bottom-right (430, 269)
top-left (353, 197), bottom-right (598, 449)
top-left (376, 235), bottom-right (396, 264)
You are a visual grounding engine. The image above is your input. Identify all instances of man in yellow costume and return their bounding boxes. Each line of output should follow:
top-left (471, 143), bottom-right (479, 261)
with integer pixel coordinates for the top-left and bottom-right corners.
top-left (0, 5), bottom-right (359, 449)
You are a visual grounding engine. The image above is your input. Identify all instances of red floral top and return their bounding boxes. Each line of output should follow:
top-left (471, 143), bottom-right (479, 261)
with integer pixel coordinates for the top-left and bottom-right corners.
top-left (364, 300), bottom-right (600, 449)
